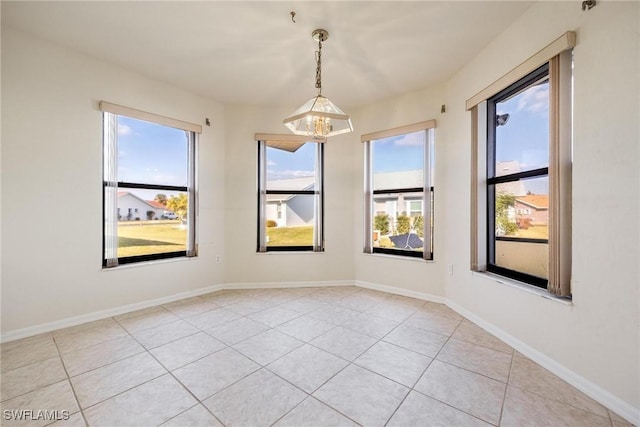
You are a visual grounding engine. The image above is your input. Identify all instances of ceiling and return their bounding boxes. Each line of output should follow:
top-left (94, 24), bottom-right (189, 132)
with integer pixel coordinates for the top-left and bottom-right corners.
top-left (2, 1), bottom-right (533, 109)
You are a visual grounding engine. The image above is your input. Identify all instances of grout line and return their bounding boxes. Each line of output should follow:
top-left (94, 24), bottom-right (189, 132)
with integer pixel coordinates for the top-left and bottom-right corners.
top-left (50, 335), bottom-right (90, 427)
top-left (497, 343), bottom-right (516, 426)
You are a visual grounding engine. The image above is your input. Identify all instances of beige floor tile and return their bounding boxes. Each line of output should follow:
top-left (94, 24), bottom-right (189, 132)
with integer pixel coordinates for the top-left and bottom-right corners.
top-left (0, 380), bottom-right (79, 427)
top-left (420, 302), bottom-right (464, 321)
top-left (437, 338), bottom-right (512, 382)
top-left (274, 397), bottom-right (359, 427)
top-left (355, 341), bottom-right (432, 387)
top-left (336, 294), bottom-right (381, 312)
top-left (387, 294), bottom-right (426, 309)
top-left (47, 412), bottom-right (87, 427)
top-left (314, 364), bottom-right (409, 427)
top-left (70, 352), bottom-right (165, 408)
top-left (268, 344), bottom-right (348, 393)
top-left (204, 369), bottom-right (306, 426)
top-left (185, 307), bottom-right (242, 330)
top-left (160, 404), bottom-right (222, 427)
top-left (54, 319), bottom-right (128, 354)
top-left (307, 305), bottom-right (360, 325)
top-left (131, 319), bottom-right (199, 349)
top-left (200, 290), bottom-right (246, 306)
top-left (404, 311), bottom-right (461, 336)
top-left (509, 353), bottom-right (609, 418)
top-left (1, 357), bottom-right (67, 402)
top-left (365, 302), bottom-right (417, 322)
top-left (452, 320), bottom-right (513, 354)
top-left (311, 326), bottom-right (377, 361)
top-left (224, 298), bottom-right (276, 315)
top-left (388, 390), bottom-right (492, 427)
top-left (248, 306), bottom-right (302, 327)
top-left (276, 315), bottom-right (335, 342)
top-left (609, 410), bottom-right (636, 426)
top-left (150, 332), bottom-right (226, 371)
top-left (173, 347), bottom-right (259, 400)
top-left (115, 307), bottom-right (180, 334)
top-left (233, 329), bottom-right (303, 365)
top-left (415, 360), bottom-right (505, 425)
top-left (277, 298), bottom-right (330, 314)
top-left (501, 385), bottom-right (611, 427)
top-left (162, 296), bottom-right (220, 317)
top-left (341, 312), bottom-right (399, 339)
top-left (252, 290), bottom-right (297, 304)
top-left (61, 335), bottom-right (144, 377)
top-left (383, 324), bottom-right (448, 357)
top-left (1, 334), bottom-right (58, 373)
top-left (355, 288), bottom-right (391, 301)
top-left (205, 317), bottom-right (269, 345)
top-left (83, 374), bottom-right (196, 427)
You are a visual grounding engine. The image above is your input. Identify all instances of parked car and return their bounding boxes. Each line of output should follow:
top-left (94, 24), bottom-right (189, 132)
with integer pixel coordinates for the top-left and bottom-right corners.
top-left (163, 211), bottom-right (177, 219)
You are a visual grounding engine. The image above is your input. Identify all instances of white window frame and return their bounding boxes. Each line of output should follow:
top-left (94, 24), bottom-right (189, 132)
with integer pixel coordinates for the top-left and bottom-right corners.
top-left (101, 102), bottom-right (200, 267)
top-left (362, 121), bottom-right (436, 260)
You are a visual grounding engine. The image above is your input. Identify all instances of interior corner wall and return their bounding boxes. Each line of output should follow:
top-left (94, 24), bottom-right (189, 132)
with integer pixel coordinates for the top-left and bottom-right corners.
top-left (1, 27), bottom-right (226, 332)
top-left (222, 105), bottom-right (355, 285)
top-left (441, 1), bottom-right (639, 411)
top-left (351, 85), bottom-right (447, 298)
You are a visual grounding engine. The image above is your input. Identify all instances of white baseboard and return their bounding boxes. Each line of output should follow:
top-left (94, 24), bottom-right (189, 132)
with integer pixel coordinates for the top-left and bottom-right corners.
top-left (355, 280), bottom-right (446, 304)
top-left (1, 279), bottom-right (637, 425)
top-left (447, 300), bottom-right (640, 426)
top-left (0, 283), bottom-right (225, 343)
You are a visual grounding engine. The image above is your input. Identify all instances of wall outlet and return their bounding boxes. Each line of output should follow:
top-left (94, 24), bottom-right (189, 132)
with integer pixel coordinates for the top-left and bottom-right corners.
top-left (216, 255), bottom-right (222, 264)
top-left (448, 264), bottom-right (454, 276)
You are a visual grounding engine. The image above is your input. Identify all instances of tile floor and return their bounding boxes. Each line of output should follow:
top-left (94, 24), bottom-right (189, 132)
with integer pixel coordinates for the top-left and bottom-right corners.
top-left (0, 286), bottom-right (634, 427)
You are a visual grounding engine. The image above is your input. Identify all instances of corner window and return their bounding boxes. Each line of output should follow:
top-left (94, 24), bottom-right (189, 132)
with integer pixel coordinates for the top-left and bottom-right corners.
top-left (102, 103), bottom-right (199, 267)
top-left (469, 42), bottom-right (573, 295)
top-left (487, 64), bottom-right (550, 287)
top-left (257, 138), bottom-right (323, 252)
top-left (363, 123), bottom-right (435, 260)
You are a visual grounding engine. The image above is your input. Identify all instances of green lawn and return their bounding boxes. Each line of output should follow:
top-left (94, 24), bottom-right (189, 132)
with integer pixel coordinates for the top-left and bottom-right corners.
top-left (117, 221), bottom-right (186, 257)
top-left (266, 226), bottom-right (313, 246)
top-left (512, 225), bottom-right (549, 239)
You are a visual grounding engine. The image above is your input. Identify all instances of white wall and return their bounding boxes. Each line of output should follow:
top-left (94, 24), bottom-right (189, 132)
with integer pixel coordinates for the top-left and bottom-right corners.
top-left (222, 105), bottom-right (355, 284)
top-left (1, 27), bottom-right (226, 332)
top-left (351, 1), bottom-right (639, 411)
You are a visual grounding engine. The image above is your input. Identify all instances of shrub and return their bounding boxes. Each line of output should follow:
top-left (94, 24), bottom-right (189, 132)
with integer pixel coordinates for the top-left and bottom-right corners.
top-left (146, 210), bottom-right (155, 220)
top-left (374, 213), bottom-right (390, 235)
top-left (396, 213), bottom-right (410, 235)
top-left (379, 236), bottom-right (395, 248)
top-left (266, 219), bottom-right (277, 227)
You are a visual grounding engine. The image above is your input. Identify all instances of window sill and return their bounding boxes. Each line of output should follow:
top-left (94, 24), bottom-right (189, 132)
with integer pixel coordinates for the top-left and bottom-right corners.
top-left (472, 271), bottom-right (573, 307)
top-left (363, 252), bottom-right (434, 263)
top-left (102, 255), bottom-right (196, 271)
top-left (257, 251), bottom-right (325, 255)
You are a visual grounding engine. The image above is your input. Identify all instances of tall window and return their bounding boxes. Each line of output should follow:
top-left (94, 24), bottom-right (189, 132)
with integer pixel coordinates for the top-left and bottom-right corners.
top-left (257, 137), bottom-right (323, 252)
top-left (363, 122), bottom-right (435, 260)
top-left (468, 32), bottom-right (573, 295)
top-left (487, 64), bottom-right (550, 287)
top-left (101, 102), bottom-right (199, 267)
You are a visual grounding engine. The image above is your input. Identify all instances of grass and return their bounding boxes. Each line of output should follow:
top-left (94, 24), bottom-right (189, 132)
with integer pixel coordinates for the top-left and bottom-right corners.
top-left (266, 226), bottom-right (313, 246)
top-left (511, 225), bottom-right (549, 239)
top-left (117, 221), bottom-right (186, 257)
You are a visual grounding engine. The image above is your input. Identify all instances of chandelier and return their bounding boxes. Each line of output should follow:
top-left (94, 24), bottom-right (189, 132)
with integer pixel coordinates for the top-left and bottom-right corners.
top-left (283, 29), bottom-right (353, 138)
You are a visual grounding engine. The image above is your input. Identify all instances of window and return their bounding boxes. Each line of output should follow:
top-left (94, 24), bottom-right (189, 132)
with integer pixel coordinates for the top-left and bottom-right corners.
top-left (363, 122), bottom-right (435, 260)
top-left (257, 136), bottom-right (324, 252)
top-left (487, 64), bottom-right (550, 287)
top-left (468, 32), bottom-right (573, 295)
top-left (101, 102), bottom-right (200, 267)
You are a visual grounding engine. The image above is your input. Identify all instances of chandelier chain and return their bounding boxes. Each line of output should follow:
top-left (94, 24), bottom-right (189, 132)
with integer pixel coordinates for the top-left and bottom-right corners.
top-left (315, 38), bottom-right (322, 95)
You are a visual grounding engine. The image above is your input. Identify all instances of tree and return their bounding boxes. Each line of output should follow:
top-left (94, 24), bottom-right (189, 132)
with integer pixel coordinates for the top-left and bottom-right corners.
top-left (154, 194), bottom-right (168, 206)
top-left (166, 194), bottom-right (188, 220)
top-left (374, 213), bottom-right (390, 235)
top-left (413, 215), bottom-right (424, 238)
top-left (496, 192), bottom-right (518, 235)
top-left (396, 213), bottom-right (410, 235)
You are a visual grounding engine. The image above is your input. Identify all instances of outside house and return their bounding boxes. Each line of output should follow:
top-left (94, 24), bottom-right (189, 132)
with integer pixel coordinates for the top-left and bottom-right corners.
top-left (514, 194), bottom-right (549, 228)
top-left (117, 192), bottom-right (173, 221)
top-left (266, 177), bottom-right (315, 228)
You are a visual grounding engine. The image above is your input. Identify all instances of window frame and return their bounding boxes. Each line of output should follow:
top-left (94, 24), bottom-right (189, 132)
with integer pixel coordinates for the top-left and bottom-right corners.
top-left (101, 102), bottom-right (199, 268)
top-left (256, 138), bottom-right (324, 253)
top-left (363, 122), bottom-right (436, 260)
top-left (486, 63), bottom-right (550, 288)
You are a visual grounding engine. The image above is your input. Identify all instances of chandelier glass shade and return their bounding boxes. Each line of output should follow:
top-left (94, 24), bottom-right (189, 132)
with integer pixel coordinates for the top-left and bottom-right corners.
top-left (283, 29), bottom-right (353, 138)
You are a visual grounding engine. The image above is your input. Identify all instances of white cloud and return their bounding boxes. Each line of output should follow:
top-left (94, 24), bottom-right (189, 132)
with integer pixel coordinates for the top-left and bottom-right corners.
top-left (267, 160), bottom-right (277, 166)
top-left (118, 124), bottom-right (132, 136)
top-left (516, 85), bottom-right (549, 114)
top-left (267, 169), bottom-right (315, 180)
top-left (393, 132), bottom-right (424, 147)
